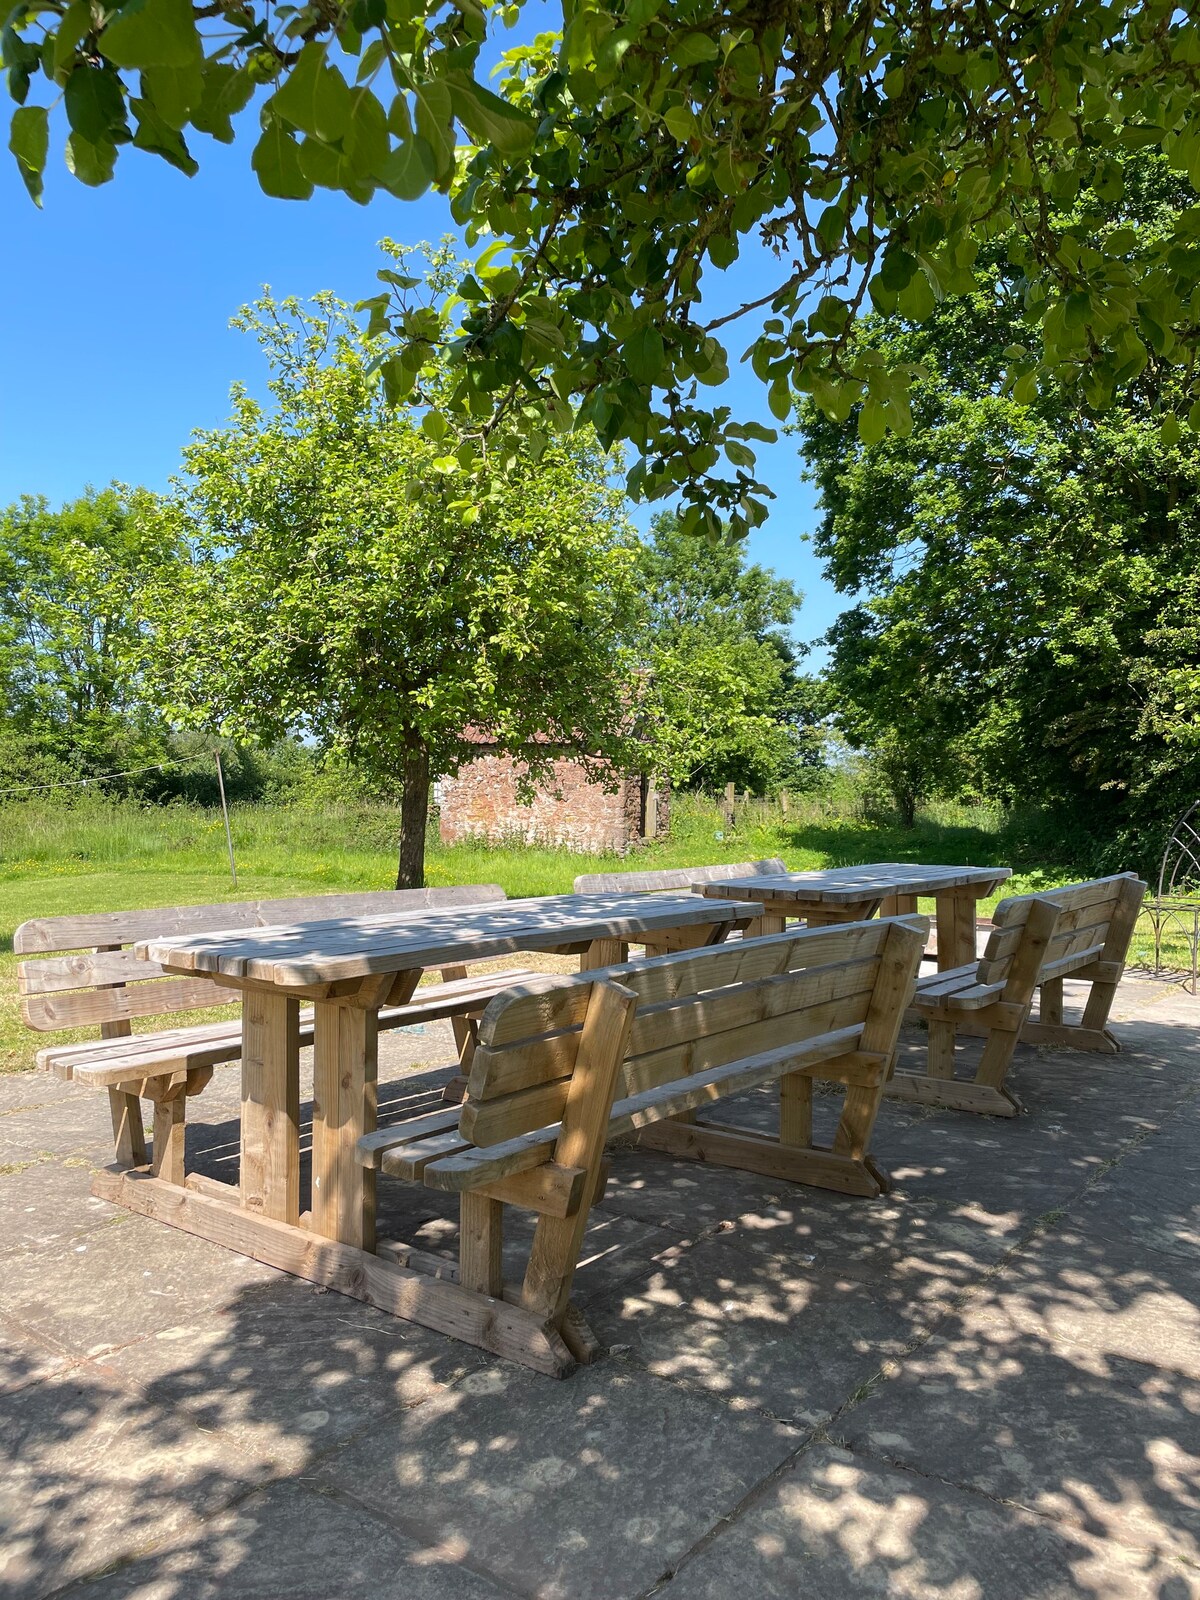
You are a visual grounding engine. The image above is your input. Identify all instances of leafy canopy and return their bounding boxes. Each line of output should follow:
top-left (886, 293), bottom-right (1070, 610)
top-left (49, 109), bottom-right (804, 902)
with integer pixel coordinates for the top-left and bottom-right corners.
top-left (0, 485), bottom-right (179, 778)
top-left (800, 154), bottom-right (1200, 864)
top-left (6, 1), bottom-right (1200, 531)
top-left (633, 511), bottom-right (821, 794)
top-left (139, 279), bottom-right (642, 882)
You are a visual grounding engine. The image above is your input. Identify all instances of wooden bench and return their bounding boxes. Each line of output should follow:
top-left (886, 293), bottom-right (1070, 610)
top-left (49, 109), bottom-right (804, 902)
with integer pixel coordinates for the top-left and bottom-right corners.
top-left (15, 885), bottom-right (543, 1173)
top-left (885, 872), bottom-right (1147, 1116)
top-left (573, 859), bottom-right (788, 958)
top-left (357, 915), bottom-right (927, 1370)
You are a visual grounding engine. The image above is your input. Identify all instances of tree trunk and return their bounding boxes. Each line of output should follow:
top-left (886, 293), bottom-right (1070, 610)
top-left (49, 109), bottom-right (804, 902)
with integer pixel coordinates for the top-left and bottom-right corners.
top-left (396, 744), bottom-right (431, 889)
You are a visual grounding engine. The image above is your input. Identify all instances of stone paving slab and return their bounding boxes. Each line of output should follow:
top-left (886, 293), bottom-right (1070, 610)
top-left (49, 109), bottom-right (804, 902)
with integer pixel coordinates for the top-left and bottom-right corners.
top-left (962, 1222), bottom-right (1200, 1380)
top-left (0, 1315), bottom-right (77, 1398)
top-left (842, 1318), bottom-right (1200, 1563)
top-left (0, 1157), bottom-right (116, 1260)
top-left (1065, 1160), bottom-right (1200, 1263)
top-left (54, 1480), bottom-right (517, 1600)
top-left (3, 1209), bottom-right (277, 1361)
top-left (95, 1277), bottom-right (485, 1473)
top-left (1, 972), bottom-right (1198, 1599)
top-left (586, 1233), bottom-right (949, 1425)
top-left (0, 1365), bottom-right (258, 1600)
top-left (317, 1364), bottom-right (800, 1600)
top-left (663, 1444), bottom-right (1200, 1600)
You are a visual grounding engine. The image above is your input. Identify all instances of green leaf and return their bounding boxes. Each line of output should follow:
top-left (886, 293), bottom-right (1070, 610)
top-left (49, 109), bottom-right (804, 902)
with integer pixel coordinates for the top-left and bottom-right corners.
top-left (64, 130), bottom-right (117, 184)
top-left (413, 77), bottom-right (454, 181)
top-left (9, 103), bottom-right (48, 203)
top-left (131, 94), bottom-right (197, 173)
top-left (671, 32), bottom-right (719, 65)
top-left (857, 398), bottom-right (887, 445)
top-left (100, 0), bottom-right (202, 70)
top-left (189, 64), bottom-right (252, 142)
top-left (816, 203), bottom-right (845, 251)
top-left (52, 0), bottom-right (92, 82)
top-left (297, 134), bottom-right (340, 188)
top-left (272, 43), bottom-right (352, 144)
top-left (663, 103), bottom-right (696, 141)
top-left (375, 134), bottom-right (434, 199)
top-left (65, 65), bottom-right (126, 143)
top-left (342, 87), bottom-right (388, 178)
top-left (897, 270), bottom-right (935, 321)
top-left (624, 326), bottom-right (665, 386)
top-left (140, 62), bottom-right (204, 128)
top-left (445, 71), bottom-right (535, 158)
top-left (251, 118), bottom-right (313, 199)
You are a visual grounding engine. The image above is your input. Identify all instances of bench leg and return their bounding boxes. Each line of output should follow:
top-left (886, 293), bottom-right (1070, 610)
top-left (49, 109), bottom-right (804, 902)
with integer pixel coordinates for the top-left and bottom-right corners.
top-left (927, 1018), bottom-right (957, 1080)
top-left (460, 1192), bottom-right (504, 1296)
top-left (974, 1025), bottom-right (1021, 1092)
top-left (149, 1084), bottom-right (187, 1186)
top-left (107, 1087), bottom-right (147, 1169)
top-left (1040, 976), bottom-right (1064, 1026)
top-left (521, 981), bottom-right (636, 1323)
top-left (780, 1073), bottom-right (812, 1146)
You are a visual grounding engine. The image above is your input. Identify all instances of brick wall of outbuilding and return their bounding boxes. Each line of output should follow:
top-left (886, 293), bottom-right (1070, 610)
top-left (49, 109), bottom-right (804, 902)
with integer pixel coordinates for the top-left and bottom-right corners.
top-left (437, 751), bottom-right (668, 854)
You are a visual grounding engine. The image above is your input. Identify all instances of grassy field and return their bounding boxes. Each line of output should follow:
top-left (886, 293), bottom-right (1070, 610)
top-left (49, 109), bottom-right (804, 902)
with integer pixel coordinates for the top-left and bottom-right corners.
top-left (0, 790), bottom-right (1160, 1074)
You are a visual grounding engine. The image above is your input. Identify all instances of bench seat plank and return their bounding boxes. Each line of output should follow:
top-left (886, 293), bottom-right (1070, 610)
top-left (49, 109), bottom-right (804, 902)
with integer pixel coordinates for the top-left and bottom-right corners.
top-left (41, 967), bottom-right (547, 1084)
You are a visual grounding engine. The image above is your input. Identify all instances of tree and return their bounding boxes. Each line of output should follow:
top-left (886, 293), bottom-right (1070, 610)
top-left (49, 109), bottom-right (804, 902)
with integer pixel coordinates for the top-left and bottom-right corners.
top-left (141, 284), bottom-right (642, 886)
top-left (634, 511), bottom-right (820, 793)
top-left (7, 2), bottom-right (1200, 530)
top-left (799, 154), bottom-right (1200, 862)
top-left (0, 485), bottom-right (177, 782)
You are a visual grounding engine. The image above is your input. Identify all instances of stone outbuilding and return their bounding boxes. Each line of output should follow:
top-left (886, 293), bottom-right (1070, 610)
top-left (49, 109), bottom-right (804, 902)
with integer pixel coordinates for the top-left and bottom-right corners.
top-left (437, 742), bottom-right (668, 854)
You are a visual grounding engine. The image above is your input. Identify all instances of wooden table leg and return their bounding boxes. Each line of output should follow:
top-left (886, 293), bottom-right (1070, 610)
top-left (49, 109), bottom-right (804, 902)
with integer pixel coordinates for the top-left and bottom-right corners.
top-left (880, 893), bottom-right (919, 918)
top-left (934, 889), bottom-right (974, 970)
top-left (241, 990), bottom-right (301, 1223)
top-left (312, 1000), bottom-right (379, 1252)
top-left (581, 938), bottom-right (626, 969)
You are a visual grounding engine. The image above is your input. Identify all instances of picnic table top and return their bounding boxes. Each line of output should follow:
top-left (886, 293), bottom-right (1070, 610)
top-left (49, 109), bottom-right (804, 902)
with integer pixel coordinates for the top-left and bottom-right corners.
top-left (137, 890), bottom-right (763, 990)
top-left (703, 863), bottom-right (1013, 905)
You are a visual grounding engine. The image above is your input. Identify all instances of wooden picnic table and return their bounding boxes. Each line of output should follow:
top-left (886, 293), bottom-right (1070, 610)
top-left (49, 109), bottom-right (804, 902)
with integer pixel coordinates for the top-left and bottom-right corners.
top-left (703, 863), bottom-right (1013, 971)
top-left (135, 890), bottom-right (761, 1247)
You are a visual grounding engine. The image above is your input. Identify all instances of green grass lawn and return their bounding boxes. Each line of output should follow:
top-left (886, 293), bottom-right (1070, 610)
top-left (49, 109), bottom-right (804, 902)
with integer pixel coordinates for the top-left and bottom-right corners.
top-left (0, 791), bottom-right (1150, 1074)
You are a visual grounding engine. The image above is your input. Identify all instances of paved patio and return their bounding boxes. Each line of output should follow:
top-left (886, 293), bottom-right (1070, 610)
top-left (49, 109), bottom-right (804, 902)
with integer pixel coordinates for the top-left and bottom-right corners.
top-left (2, 972), bottom-right (1199, 1600)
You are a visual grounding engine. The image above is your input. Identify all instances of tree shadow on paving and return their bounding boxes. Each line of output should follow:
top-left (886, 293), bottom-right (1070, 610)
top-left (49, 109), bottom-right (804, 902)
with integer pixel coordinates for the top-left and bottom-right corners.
top-left (7, 1006), bottom-right (1197, 1598)
top-left (836, 1223), bottom-right (1200, 1582)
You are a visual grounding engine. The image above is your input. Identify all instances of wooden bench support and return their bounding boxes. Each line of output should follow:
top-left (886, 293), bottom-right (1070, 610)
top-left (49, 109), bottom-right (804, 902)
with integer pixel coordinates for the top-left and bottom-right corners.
top-left (1018, 1021), bottom-right (1120, 1053)
top-left (107, 1086), bottom-right (147, 1169)
top-left (884, 1072), bottom-right (1023, 1116)
top-left (93, 1168), bottom-right (577, 1377)
top-left (625, 1118), bottom-right (890, 1196)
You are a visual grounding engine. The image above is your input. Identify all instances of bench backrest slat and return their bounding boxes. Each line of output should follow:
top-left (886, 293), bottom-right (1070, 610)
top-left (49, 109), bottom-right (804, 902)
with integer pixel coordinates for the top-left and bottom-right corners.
top-left (16, 884), bottom-right (507, 1036)
top-left (572, 859), bottom-right (786, 895)
top-left (23, 977), bottom-right (235, 1032)
top-left (461, 918), bottom-right (924, 1147)
top-left (976, 873), bottom-right (1146, 992)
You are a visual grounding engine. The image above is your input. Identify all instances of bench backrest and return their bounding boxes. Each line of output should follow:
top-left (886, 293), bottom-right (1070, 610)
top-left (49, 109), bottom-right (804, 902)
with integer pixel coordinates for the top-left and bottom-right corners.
top-left (976, 872), bottom-right (1147, 1000)
top-left (459, 917), bottom-right (927, 1148)
top-left (15, 885), bottom-right (507, 1035)
top-left (572, 859), bottom-right (787, 895)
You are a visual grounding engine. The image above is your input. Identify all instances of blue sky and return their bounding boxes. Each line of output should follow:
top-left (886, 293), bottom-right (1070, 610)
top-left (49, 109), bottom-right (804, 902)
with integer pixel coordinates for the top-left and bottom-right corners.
top-left (0, 137), bottom-right (846, 658)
